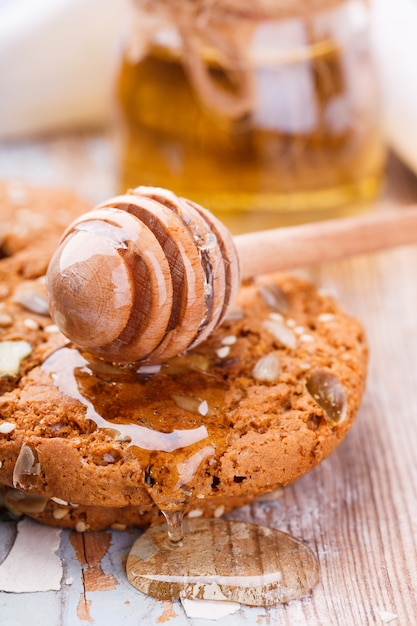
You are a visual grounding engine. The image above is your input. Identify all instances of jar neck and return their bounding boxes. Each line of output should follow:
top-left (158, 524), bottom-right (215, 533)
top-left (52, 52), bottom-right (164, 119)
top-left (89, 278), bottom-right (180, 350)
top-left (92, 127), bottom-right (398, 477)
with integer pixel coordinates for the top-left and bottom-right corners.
top-left (130, 0), bottom-right (351, 22)
top-left (126, 0), bottom-right (369, 119)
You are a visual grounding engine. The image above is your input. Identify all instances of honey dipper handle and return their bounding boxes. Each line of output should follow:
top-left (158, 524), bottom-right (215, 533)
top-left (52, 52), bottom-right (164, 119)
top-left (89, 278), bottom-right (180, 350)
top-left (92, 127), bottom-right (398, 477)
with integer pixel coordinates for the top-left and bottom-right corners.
top-left (235, 207), bottom-right (417, 278)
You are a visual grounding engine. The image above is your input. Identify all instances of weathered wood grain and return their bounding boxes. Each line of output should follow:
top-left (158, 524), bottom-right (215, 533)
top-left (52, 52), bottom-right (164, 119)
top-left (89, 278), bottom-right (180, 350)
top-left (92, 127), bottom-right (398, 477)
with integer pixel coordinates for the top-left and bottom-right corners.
top-left (0, 138), bottom-right (416, 625)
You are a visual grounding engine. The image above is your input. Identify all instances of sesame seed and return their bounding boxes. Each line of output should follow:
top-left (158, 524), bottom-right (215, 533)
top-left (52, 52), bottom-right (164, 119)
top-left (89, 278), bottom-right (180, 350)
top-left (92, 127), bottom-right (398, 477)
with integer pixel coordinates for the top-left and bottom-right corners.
top-left (111, 523), bottom-right (127, 532)
top-left (23, 318), bottom-right (39, 330)
top-left (318, 313), bottom-right (335, 323)
top-left (214, 505), bottom-right (225, 518)
top-left (0, 312), bottom-right (13, 327)
top-left (44, 324), bottom-right (60, 333)
top-left (138, 364), bottom-right (161, 375)
top-left (198, 400), bottom-right (209, 416)
top-left (262, 319), bottom-right (297, 350)
top-left (51, 497), bottom-right (68, 505)
top-left (216, 346), bottom-right (230, 359)
top-left (252, 353), bottom-right (281, 382)
top-left (268, 312), bottom-right (284, 322)
top-left (52, 507), bottom-right (70, 520)
top-left (221, 335), bottom-right (237, 346)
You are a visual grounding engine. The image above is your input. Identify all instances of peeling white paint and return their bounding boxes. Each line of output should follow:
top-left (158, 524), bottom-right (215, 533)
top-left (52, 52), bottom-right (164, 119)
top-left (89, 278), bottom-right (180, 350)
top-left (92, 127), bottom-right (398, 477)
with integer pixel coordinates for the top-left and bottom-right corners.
top-left (181, 598), bottom-right (241, 620)
top-left (0, 518), bottom-right (62, 592)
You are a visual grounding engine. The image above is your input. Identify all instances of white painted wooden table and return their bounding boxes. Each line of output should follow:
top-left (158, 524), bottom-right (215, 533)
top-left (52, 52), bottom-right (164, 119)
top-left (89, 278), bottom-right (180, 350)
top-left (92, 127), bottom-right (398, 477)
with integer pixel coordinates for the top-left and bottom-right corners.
top-left (0, 135), bottom-right (416, 625)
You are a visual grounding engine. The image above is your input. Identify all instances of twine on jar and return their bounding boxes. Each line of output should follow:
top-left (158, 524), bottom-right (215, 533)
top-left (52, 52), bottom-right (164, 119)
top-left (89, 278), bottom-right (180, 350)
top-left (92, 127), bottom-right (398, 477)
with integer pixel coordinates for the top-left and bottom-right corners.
top-left (128, 0), bottom-right (348, 118)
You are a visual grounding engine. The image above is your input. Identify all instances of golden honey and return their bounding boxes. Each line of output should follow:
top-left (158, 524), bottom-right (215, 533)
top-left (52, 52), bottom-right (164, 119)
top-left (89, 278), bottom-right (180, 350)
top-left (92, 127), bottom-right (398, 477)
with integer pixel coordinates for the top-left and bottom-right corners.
top-left (42, 346), bottom-right (228, 515)
top-left (114, 0), bottom-right (385, 233)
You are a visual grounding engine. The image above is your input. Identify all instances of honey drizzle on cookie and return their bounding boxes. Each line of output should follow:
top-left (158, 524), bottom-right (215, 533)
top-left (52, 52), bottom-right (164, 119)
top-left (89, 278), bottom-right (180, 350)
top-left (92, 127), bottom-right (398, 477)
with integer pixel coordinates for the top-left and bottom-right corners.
top-left (42, 345), bottom-right (228, 542)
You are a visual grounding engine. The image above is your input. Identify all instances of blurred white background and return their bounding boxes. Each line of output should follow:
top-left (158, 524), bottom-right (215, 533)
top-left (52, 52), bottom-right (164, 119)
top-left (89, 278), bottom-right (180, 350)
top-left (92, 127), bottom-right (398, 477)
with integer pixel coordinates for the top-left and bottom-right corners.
top-left (0, 0), bottom-right (416, 203)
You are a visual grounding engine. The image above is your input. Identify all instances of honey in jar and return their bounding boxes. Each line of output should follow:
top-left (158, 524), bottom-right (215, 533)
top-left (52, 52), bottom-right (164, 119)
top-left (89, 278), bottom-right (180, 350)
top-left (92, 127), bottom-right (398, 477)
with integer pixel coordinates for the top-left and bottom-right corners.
top-left (114, 0), bottom-right (385, 233)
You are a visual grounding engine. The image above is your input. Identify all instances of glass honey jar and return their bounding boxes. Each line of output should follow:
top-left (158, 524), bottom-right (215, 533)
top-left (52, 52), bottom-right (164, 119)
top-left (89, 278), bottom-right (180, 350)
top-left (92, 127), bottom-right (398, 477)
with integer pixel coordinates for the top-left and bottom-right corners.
top-left (113, 0), bottom-right (385, 233)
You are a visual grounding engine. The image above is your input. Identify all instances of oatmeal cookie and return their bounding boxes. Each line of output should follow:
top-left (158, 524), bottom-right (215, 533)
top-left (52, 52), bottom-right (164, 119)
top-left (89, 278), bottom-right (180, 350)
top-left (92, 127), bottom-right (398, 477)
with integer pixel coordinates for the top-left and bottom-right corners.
top-left (0, 182), bottom-right (368, 530)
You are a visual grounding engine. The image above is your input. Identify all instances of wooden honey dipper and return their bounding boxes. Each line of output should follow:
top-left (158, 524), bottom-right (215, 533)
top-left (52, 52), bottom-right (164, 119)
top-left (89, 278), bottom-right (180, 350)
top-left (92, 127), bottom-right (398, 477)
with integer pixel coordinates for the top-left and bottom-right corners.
top-left (46, 186), bottom-right (417, 364)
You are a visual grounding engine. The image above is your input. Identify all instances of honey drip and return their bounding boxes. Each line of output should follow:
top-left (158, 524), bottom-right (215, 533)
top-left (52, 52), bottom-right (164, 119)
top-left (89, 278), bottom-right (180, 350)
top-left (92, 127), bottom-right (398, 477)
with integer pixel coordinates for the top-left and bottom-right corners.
top-left (42, 346), bottom-right (228, 528)
top-left (162, 509), bottom-right (185, 545)
top-left (42, 346), bottom-right (319, 605)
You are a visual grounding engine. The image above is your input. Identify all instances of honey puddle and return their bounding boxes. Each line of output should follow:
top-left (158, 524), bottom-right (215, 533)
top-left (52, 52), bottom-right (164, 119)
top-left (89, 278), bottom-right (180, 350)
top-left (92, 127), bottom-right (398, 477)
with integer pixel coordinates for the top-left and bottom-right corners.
top-left (42, 346), bottom-right (319, 605)
top-left (127, 518), bottom-right (319, 606)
